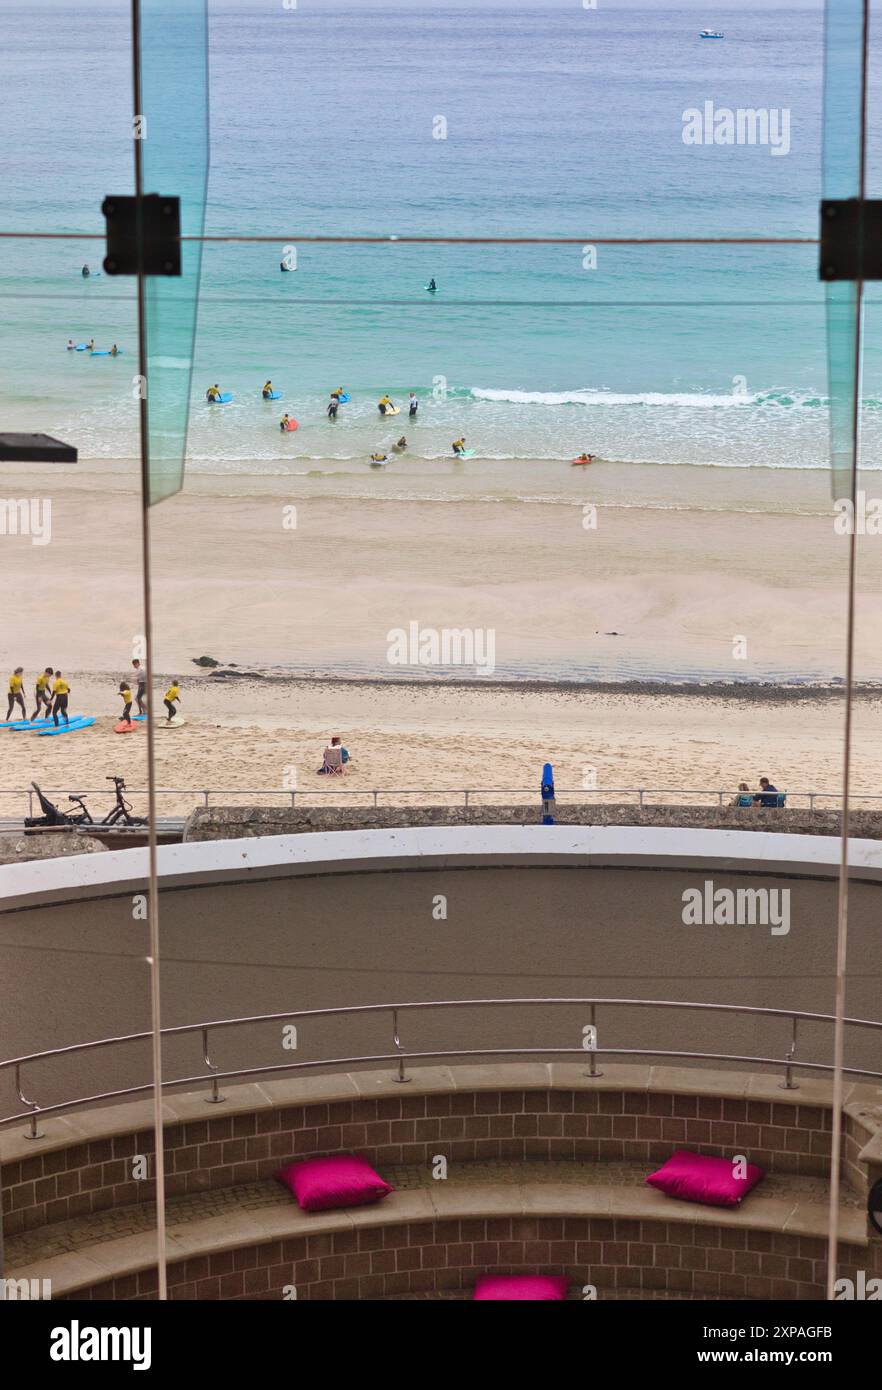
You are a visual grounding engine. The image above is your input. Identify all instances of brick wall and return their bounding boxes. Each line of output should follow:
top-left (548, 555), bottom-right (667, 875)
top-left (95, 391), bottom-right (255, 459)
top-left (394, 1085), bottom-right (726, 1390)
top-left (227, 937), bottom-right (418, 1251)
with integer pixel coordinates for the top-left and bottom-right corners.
top-left (2, 1087), bottom-right (839, 1239)
top-left (59, 1217), bottom-right (878, 1302)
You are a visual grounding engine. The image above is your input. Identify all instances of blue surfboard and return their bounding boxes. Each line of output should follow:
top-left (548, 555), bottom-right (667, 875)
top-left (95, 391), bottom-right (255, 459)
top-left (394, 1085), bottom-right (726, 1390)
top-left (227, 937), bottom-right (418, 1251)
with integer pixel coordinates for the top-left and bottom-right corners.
top-left (1, 716), bottom-right (52, 730)
top-left (208, 392), bottom-right (233, 404)
top-left (39, 716), bottom-right (95, 737)
top-left (337, 392), bottom-right (351, 403)
top-left (262, 390), bottom-right (282, 400)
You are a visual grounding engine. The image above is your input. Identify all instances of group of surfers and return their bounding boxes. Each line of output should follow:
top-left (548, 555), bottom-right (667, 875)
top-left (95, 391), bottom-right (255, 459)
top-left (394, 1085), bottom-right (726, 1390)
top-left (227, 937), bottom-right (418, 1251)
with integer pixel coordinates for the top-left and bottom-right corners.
top-left (6, 662), bottom-right (183, 730)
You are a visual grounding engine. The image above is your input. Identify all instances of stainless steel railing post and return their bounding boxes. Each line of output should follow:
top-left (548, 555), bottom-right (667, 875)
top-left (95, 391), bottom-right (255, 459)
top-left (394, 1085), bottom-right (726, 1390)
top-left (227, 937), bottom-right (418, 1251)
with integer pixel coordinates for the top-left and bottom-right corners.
top-left (585, 1004), bottom-right (602, 1078)
top-left (392, 1009), bottom-right (411, 1083)
top-left (15, 1063), bottom-right (43, 1139)
top-left (202, 1027), bottom-right (225, 1104)
top-left (780, 1016), bottom-right (799, 1090)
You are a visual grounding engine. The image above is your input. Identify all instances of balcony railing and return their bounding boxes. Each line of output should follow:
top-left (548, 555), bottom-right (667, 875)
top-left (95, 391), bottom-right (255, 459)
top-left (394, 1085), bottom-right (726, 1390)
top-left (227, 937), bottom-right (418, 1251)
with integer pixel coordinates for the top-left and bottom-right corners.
top-left (2, 997), bottom-right (881, 1140)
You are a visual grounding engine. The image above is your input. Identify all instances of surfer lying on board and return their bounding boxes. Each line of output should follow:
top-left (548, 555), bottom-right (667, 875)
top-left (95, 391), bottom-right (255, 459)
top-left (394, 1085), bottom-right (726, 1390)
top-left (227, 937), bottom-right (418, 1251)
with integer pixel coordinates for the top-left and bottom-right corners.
top-left (370, 453), bottom-right (387, 464)
top-left (164, 681), bottom-right (182, 723)
top-left (572, 453), bottom-right (595, 465)
top-left (51, 671), bottom-right (70, 727)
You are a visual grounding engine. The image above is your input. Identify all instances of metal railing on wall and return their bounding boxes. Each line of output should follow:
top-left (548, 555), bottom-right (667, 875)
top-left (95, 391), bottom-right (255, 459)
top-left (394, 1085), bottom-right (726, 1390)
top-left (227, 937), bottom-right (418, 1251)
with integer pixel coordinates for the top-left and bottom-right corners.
top-left (2, 996), bottom-right (881, 1140)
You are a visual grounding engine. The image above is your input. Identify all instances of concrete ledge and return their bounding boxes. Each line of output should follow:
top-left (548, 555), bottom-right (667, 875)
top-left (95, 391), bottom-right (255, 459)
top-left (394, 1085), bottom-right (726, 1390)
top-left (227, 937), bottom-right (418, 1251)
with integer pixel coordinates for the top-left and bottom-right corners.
top-left (4, 1062), bottom-right (880, 1165)
top-left (3, 824), bottom-right (882, 912)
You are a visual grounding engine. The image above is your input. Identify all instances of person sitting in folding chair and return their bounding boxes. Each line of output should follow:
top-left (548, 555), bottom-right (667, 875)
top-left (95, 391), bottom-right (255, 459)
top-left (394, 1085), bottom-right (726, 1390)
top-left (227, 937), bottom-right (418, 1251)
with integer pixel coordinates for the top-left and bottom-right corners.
top-left (317, 735), bottom-right (351, 775)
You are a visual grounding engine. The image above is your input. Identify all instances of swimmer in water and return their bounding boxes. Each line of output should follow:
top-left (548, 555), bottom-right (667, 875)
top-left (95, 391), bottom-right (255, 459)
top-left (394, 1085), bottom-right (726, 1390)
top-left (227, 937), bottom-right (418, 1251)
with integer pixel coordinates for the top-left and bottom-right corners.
top-left (392, 436), bottom-right (407, 453)
top-left (86, 338), bottom-right (95, 352)
top-left (81, 265), bottom-right (90, 278)
top-left (427, 278), bottom-right (437, 292)
top-left (110, 344), bottom-right (119, 357)
top-left (262, 380), bottom-right (274, 399)
top-left (67, 339), bottom-right (75, 350)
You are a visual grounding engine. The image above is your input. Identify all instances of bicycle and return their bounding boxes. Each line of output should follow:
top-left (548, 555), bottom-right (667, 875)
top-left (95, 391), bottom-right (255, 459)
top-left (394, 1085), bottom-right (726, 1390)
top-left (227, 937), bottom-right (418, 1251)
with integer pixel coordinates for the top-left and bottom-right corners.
top-left (24, 783), bottom-right (94, 827)
top-left (100, 775), bottom-right (148, 827)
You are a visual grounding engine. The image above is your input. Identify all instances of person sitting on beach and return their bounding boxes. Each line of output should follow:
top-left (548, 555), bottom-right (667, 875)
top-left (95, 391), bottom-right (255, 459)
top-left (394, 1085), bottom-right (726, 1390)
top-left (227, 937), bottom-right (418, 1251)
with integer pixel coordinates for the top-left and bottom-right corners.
top-left (378, 395), bottom-right (394, 415)
top-left (731, 782), bottom-right (754, 808)
top-left (164, 680), bottom-right (181, 723)
top-left (6, 668), bottom-right (26, 721)
top-left (118, 681), bottom-right (134, 726)
top-left (30, 666), bottom-right (54, 721)
top-left (317, 735), bottom-right (351, 774)
top-left (753, 776), bottom-right (780, 807)
top-left (452, 437), bottom-right (466, 456)
top-left (51, 671), bottom-right (70, 727)
top-left (262, 380), bottom-right (274, 399)
top-left (206, 384), bottom-right (221, 402)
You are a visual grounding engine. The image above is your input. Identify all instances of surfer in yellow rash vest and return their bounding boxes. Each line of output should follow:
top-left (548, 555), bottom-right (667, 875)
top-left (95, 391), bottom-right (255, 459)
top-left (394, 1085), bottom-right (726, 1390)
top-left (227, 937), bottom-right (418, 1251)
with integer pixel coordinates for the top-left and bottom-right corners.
top-left (164, 681), bottom-right (182, 723)
top-left (30, 666), bottom-right (54, 720)
top-left (51, 671), bottom-right (70, 727)
top-left (118, 682), bottom-right (133, 725)
top-left (6, 668), bottom-right (26, 721)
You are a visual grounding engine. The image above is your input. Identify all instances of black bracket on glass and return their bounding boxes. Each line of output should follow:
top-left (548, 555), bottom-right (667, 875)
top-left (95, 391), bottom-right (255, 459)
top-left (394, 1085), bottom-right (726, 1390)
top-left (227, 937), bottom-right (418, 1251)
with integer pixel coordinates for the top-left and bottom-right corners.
top-left (101, 194), bottom-right (182, 276)
top-left (0, 433), bottom-right (77, 463)
top-left (820, 199), bottom-right (882, 281)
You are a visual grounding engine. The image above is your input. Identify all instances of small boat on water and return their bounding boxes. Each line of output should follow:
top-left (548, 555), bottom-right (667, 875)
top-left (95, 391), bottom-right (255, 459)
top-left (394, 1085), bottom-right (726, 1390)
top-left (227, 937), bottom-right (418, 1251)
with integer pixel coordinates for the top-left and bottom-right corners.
top-left (700, 29), bottom-right (724, 39)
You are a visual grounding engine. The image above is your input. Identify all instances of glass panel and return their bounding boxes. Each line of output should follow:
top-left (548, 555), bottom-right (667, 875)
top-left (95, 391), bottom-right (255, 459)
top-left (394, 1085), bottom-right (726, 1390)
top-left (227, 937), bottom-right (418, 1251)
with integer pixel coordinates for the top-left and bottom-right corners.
top-left (822, 0), bottom-right (866, 499)
top-left (139, 0), bottom-right (209, 504)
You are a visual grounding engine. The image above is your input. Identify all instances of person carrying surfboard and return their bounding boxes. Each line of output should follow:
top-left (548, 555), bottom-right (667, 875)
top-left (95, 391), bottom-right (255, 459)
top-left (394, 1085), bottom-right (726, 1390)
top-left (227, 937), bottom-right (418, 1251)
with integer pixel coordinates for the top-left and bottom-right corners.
top-left (262, 380), bottom-right (274, 399)
top-left (378, 395), bottom-right (395, 415)
top-left (206, 384), bottom-right (221, 402)
top-left (118, 682), bottom-right (134, 726)
top-left (51, 671), bottom-right (70, 727)
top-left (164, 680), bottom-right (182, 723)
top-left (6, 668), bottom-right (26, 721)
top-left (30, 666), bottom-right (55, 721)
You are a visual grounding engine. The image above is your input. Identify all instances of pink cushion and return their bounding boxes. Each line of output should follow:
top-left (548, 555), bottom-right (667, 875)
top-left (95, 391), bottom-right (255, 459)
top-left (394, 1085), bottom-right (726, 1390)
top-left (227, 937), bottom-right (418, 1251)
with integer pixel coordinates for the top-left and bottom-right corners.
top-left (473, 1275), bottom-right (569, 1301)
top-left (646, 1150), bottom-right (765, 1208)
top-left (276, 1154), bottom-right (393, 1212)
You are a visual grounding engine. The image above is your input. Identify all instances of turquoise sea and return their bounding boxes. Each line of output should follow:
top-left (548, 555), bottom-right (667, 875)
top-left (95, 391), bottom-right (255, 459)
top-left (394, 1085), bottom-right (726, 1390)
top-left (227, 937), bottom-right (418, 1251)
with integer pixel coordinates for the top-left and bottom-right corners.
top-left (2, 0), bottom-right (881, 471)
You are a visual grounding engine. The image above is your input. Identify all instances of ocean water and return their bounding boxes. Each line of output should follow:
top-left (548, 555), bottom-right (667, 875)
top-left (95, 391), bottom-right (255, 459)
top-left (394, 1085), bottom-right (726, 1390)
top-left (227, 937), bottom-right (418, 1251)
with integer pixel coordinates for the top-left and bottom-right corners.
top-left (2, 0), bottom-right (882, 470)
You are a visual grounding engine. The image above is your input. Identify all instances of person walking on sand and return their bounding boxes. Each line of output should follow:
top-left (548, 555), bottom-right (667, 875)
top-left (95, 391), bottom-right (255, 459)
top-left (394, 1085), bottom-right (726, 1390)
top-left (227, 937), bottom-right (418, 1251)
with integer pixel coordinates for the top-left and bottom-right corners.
top-left (30, 666), bottom-right (55, 720)
top-left (6, 668), bottom-right (26, 721)
top-left (163, 679), bottom-right (181, 722)
top-left (51, 671), bottom-right (70, 727)
top-left (118, 682), bottom-right (134, 726)
top-left (131, 657), bottom-right (148, 715)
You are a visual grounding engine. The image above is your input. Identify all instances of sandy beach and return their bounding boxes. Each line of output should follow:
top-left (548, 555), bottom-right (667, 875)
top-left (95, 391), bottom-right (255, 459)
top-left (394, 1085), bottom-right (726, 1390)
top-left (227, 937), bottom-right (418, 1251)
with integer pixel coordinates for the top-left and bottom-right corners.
top-left (2, 457), bottom-right (881, 818)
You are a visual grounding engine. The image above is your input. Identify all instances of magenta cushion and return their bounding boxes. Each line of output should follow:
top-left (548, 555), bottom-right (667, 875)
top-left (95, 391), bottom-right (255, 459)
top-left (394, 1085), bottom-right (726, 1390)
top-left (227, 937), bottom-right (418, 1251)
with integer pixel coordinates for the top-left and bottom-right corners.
top-left (646, 1150), bottom-right (765, 1208)
top-left (276, 1154), bottom-right (394, 1212)
top-left (473, 1275), bottom-right (569, 1301)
